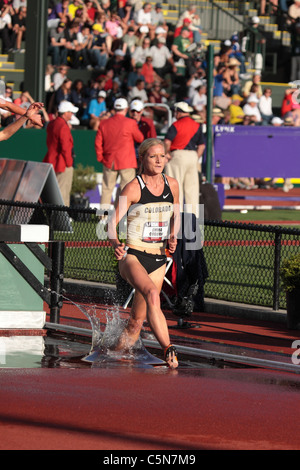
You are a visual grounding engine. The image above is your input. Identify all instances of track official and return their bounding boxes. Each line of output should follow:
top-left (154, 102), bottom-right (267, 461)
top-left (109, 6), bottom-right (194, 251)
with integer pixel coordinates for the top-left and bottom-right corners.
top-left (164, 101), bottom-right (205, 217)
top-left (95, 97), bottom-right (144, 213)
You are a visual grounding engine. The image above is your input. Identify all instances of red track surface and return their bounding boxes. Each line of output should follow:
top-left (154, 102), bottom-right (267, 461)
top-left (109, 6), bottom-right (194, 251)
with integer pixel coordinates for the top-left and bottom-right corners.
top-left (1, 367), bottom-right (300, 450)
top-left (1, 301), bottom-right (300, 450)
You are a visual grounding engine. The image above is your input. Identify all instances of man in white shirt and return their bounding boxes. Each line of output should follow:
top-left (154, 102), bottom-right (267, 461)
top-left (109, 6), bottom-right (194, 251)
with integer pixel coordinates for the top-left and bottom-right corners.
top-left (258, 87), bottom-right (273, 124)
top-left (135, 2), bottom-right (155, 39)
top-left (127, 78), bottom-right (148, 103)
top-left (191, 84), bottom-right (207, 114)
top-left (131, 36), bottom-right (151, 67)
top-left (150, 37), bottom-right (175, 77)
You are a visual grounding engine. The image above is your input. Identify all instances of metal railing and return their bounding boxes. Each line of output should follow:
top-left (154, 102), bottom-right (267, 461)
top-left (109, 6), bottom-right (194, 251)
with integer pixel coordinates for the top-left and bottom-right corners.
top-left (1, 199), bottom-right (299, 312)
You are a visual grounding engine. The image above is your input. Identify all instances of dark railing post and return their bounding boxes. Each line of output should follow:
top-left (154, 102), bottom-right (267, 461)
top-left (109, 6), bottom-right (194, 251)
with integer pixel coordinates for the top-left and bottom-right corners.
top-left (273, 232), bottom-right (282, 311)
top-left (49, 241), bottom-right (65, 323)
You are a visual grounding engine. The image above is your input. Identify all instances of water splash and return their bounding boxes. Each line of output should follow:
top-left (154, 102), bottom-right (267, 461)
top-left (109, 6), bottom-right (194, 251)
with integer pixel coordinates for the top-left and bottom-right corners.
top-left (59, 293), bottom-right (165, 367)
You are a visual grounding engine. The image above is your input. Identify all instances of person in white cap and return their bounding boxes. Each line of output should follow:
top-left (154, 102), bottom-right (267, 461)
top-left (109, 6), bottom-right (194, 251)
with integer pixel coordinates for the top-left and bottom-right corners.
top-left (43, 100), bottom-right (79, 206)
top-left (95, 97), bottom-right (144, 214)
top-left (242, 94), bottom-right (262, 123)
top-left (246, 15), bottom-right (265, 71)
top-left (87, 90), bottom-right (107, 130)
top-left (164, 101), bottom-right (205, 216)
top-left (129, 98), bottom-right (156, 140)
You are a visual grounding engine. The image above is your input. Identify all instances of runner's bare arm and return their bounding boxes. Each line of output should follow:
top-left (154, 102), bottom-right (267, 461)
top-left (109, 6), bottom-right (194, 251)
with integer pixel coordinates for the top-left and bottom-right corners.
top-left (0, 98), bottom-right (44, 128)
top-left (107, 179), bottom-right (140, 259)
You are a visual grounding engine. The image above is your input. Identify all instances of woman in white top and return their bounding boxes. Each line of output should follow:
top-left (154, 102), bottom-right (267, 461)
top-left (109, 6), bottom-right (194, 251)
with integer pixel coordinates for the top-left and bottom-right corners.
top-left (243, 95), bottom-right (262, 123)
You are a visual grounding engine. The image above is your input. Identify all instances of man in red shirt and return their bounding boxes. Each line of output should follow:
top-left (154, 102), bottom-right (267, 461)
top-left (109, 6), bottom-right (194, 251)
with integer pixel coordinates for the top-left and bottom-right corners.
top-left (43, 100), bottom-right (78, 206)
top-left (95, 97), bottom-right (144, 212)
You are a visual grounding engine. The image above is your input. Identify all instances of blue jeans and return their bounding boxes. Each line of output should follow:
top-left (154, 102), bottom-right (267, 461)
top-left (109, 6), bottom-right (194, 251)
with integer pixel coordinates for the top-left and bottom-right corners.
top-left (89, 49), bottom-right (108, 69)
top-left (48, 45), bottom-right (68, 66)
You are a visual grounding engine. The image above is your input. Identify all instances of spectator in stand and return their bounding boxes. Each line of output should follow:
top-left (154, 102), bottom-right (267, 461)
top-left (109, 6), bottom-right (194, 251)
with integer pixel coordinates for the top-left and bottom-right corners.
top-left (118, 0), bottom-right (135, 29)
top-left (129, 98), bottom-right (156, 159)
top-left (0, 3), bottom-right (13, 53)
top-left (54, 77), bottom-right (73, 110)
top-left (76, 24), bottom-right (93, 68)
top-left (288, 0), bottom-right (300, 24)
top-left (229, 94), bottom-right (245, 124)
top-left (106, 77), bottom-right (122, 110)
top-left (45, 64), bottom-right (55, 109)
top-left (127, 77), bottom-right (148, 103)
top-left (150, 36), bottom-right (176, 78)
top-left (13, 1), bottom-right (27, 12)
top-left (229, 33), bottom-right (246, 75)
top-left (281, 87), bottom-right (295, 118)
top-left (70, 78), bottom-right (87, 120)
top-left (135, 2), bottom-right (156, 40)
top-left (68, 0), bottom-right (84, 20)
top-left (0, 85), bottom-right (14, 127)
top-left (135, 25), bottom-right (149, 46)
top-left (106, 49), bottom-right (127, 77)
top-left (105, 12), bottom-right (125, 55)
top-left (243, 94), bottom-right (262, 124)
top-left (219, 39), bottom-right (232, 64)
top-left (48, 21), bottom-right (68, 67)
top-left (290, 21), bottom-right (300, 81)
top-left (171, 26), bottom-right (194, 88)
top-left (54, 0), bottom-right (72, 24)
top-left (285, 101), bottom-right (300, 126)
top-left (53, 64), bottom-right (69, 91)
top-left (260, 0), bottom-right (278, 15)
top-left (246, 16), bottom-right (265, 72)
top-left (223, 57), bottom-right (241, 96)
top-left (131, 36), bottom-right (151, 67)
top-left (191, 84), bottom-right (207, 119)
top-left (176, 4), bottom-right (202, 45)
top-left (148, 80), bottom-right (169, 123)
top-left (95, 97), bottom-right (144, 214)
top-left (10, 5), bottom-right (26, 52)
top-left (122, 26), bottom-right (138, 57)
top-left (88, 23), bottom-right (108, 70)
top-left (13, 90), bottom-right (30, 110)
top-left (187, 58), bottom-right (206, 100)
top-left (64, 19), bottom-right (84, 69)
top-left (88, 89), bottom-right (107, 130)
top-left (213, 62), bottom-right (231, 110)
top-left (151, 3), bottom-right (168, 34)
top-left (127, 62), bottom-right (145, 91)
top-left (173, 17), bottom-right (193, 42)
top-left (84, 0), bottom-right (102, 25)
top-left (141, 55), bottom-right (162, 90)
top-left (259, 87), bottom-right (274, 125)
top-left (242, 71), bottom-right (262, 99)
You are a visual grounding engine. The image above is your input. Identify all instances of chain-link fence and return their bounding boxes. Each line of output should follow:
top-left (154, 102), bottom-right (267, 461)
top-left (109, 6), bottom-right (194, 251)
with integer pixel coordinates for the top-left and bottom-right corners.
top-left (0, 199), bottom-right (299, 311)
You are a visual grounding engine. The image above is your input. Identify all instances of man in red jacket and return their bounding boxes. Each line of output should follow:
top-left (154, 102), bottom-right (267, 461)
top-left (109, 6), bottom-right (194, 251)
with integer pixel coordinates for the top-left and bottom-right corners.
top-left (43, 100), bottom-right (78, 206)
top-left (95, 97), bottom-right (144, 213)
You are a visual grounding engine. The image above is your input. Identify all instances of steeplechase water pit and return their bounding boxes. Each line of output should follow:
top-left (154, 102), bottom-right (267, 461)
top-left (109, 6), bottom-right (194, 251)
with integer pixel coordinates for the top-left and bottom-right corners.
top-left (1, 293), bottom-right (299, 375)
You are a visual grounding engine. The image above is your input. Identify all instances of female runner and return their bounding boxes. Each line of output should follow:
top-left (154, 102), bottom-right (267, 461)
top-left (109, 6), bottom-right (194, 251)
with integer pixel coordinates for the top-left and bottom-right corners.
top-left (107, 138), bottom-right (180, 368)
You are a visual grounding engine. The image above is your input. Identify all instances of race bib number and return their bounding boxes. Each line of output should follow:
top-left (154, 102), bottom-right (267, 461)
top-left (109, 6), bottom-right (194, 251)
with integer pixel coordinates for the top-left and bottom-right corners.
top-left (142, 221), bottom-right (169, 243)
